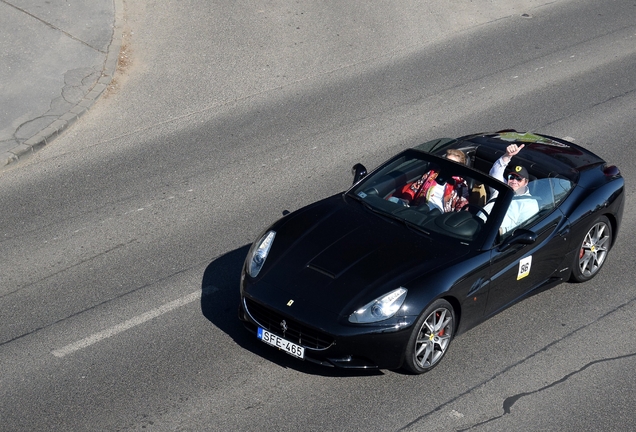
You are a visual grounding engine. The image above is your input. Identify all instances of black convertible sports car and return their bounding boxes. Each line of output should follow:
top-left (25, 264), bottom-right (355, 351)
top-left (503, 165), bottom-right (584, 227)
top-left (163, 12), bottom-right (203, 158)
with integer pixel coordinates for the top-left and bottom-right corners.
top-left (238, 131), bottom-right (624, 374)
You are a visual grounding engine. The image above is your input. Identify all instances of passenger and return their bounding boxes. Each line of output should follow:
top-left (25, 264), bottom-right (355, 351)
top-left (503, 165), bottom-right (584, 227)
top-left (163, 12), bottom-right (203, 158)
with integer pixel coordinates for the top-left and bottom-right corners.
top-left (392, 149), bottom-right (469, 213)
top-left (483, 144), bottom-right (539, 234)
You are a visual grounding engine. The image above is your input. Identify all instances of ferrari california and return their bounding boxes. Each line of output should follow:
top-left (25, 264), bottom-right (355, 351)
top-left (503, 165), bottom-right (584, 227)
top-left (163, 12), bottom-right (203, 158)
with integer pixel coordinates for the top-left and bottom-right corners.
top-left (238, 130), bottom-right (624, 374)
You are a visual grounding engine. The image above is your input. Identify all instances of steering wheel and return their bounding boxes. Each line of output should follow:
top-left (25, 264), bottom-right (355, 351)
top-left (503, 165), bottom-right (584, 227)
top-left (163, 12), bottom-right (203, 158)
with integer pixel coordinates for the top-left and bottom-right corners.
top-left (461, 203), bottom-right (489, 219)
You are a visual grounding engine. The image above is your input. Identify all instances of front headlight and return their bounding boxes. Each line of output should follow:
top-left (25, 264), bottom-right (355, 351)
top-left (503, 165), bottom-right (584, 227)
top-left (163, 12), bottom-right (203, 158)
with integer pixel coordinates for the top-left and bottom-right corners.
top-left (348, 287), bottom-right (408, 323)
top-left (246, 230), bottom-right (276, 278)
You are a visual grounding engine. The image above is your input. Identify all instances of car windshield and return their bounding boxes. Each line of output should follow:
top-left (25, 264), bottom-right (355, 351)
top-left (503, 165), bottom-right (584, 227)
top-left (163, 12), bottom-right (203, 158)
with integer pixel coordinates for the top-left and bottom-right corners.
top-left (346, 149), bottom-right (511, 246)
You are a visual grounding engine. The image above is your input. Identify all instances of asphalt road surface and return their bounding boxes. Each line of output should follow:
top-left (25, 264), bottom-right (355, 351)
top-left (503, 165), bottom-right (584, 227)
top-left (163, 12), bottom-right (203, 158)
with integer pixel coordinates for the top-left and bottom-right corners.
top-left (1, 0), bottom-right (635, 430)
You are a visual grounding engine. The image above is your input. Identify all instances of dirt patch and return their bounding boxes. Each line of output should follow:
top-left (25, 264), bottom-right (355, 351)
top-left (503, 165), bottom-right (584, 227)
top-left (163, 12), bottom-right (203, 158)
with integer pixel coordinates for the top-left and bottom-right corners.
top-left (104, 0), bottom-right (135, 98)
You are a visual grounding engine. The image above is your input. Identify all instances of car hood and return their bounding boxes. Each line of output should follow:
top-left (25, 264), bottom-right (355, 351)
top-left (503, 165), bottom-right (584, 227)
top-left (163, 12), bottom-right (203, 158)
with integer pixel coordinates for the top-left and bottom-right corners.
top-left (259, 195), bottom-right (467, 315)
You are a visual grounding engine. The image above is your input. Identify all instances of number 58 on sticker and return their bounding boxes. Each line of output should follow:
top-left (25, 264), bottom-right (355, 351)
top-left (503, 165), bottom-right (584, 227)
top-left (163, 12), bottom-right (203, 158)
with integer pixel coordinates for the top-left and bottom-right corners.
top-left (517, 256), bottom-right (532, 280)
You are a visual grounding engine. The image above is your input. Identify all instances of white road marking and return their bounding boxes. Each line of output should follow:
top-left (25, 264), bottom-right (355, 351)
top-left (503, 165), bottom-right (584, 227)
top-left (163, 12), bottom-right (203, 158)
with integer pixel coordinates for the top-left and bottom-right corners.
top-left (51, 291), bottom-right (200, 358)
top-left (449, 410), bottom-right (465, 419)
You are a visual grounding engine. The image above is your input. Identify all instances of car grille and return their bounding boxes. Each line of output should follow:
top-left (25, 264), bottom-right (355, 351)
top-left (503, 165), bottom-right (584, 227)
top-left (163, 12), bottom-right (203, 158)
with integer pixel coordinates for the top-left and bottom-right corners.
top-left (244, 298), bottom-right (335, 350)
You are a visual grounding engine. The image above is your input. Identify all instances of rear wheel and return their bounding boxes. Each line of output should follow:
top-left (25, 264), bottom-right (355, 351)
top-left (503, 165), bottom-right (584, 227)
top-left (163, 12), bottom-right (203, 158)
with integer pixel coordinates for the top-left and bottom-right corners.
top-left (570, 216), bottom-right (612, 282)
top-left (403, 299), bottom-right (455, 374)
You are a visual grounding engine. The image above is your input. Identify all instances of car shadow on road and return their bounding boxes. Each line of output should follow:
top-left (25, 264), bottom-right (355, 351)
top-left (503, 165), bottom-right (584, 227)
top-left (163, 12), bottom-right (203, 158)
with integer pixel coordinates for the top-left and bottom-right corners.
top-left (200, 245), bottom-right (384, 377)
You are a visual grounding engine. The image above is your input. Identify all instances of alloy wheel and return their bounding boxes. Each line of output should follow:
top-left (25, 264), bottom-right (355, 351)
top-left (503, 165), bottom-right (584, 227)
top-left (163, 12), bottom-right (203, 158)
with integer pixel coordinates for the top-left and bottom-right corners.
top-left (578, 221), bottom-right (610, 278)
top-left (414, 307), bottom-right (453, 369)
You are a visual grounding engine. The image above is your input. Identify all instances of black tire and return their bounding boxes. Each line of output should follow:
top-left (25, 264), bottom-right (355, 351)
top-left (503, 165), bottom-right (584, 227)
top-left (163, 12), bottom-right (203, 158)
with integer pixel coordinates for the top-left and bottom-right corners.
top-left (570, 215), bottom-right (612, 283)
top-left (402, 299), bottom-right (455, 374)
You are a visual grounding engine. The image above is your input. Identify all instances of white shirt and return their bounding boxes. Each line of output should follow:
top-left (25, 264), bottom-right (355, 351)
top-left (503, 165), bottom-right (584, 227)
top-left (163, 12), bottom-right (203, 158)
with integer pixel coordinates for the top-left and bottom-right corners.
top-left (488, 156), bottom-right (508, 199)
top-left (483, 156), bottom-right (539, 234)
top-left (497, 194), bottom-right (539, 234)
top-left (425, 182), bottom-right (445, 212)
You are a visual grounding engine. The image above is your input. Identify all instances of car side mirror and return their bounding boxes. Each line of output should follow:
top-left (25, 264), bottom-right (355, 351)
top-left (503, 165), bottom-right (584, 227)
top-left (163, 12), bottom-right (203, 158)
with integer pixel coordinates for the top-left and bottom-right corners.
top-left (498, 228), bottom-right (537, 251)
top-left (352, 163), bottom-right (367, 184)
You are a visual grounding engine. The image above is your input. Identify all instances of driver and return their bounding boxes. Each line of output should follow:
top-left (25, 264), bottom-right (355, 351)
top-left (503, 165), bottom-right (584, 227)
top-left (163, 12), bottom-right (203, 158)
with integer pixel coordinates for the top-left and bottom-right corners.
top-left (483, 143), bottom-right (539, 234)
top-left (392, 149), bottom-right (469, 213)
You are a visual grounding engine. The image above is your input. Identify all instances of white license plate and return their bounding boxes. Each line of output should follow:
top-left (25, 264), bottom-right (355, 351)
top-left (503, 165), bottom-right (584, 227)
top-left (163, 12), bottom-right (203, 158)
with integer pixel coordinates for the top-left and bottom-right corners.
top-left (257, 327), bottom-right (305, 359)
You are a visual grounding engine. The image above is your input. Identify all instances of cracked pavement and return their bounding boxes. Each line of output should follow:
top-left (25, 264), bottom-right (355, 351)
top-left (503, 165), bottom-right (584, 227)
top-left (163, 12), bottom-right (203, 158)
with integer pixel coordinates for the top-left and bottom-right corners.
top-left (399, 296), bottom-right (636, 431)
top-left (0, 0), bottom-right (121, 167)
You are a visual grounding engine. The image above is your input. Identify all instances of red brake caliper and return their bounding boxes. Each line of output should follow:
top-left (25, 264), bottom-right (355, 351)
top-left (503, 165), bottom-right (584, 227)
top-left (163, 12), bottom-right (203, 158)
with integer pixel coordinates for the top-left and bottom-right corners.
top-left (436, 311), bottom-right (445, 336)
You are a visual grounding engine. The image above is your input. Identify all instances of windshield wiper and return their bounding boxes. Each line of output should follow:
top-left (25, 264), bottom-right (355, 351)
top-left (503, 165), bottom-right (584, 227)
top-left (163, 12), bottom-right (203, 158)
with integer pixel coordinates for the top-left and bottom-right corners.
top-left (402, 218), bottom-right (431, 236)
top-left (351, 196), bottom-right (432, 236)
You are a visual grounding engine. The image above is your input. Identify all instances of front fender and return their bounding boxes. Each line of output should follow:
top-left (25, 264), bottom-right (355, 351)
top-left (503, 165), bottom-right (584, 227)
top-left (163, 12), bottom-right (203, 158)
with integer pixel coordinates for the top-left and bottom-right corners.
top-left (404, 251), bottom-right (492, 335)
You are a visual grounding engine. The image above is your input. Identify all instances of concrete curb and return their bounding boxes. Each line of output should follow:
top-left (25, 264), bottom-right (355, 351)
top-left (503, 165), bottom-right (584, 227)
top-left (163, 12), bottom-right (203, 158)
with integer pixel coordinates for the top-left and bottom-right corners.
top-left (1, 0), bottom-right (124, 169)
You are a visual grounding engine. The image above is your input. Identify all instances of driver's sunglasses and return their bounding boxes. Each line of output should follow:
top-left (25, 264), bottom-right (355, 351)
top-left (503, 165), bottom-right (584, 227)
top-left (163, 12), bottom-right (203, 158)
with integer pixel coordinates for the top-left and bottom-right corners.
top-left (507, 174), bottom-right (524, 182)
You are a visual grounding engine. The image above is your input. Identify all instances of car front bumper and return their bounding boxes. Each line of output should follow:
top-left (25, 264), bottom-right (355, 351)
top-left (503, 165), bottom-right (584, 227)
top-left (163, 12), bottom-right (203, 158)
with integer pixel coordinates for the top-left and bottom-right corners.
top-left (238, 294), bottom-right (416, 370)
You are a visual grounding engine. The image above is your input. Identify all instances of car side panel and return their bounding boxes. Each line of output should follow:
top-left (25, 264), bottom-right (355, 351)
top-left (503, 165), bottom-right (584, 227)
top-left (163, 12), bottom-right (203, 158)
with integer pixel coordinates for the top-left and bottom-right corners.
top-left (484, 208), bottom-right (569, 317)
top-left (409, 251), bottom-right (493, 335)
top-left (558, 175), bottom-right (624, 254)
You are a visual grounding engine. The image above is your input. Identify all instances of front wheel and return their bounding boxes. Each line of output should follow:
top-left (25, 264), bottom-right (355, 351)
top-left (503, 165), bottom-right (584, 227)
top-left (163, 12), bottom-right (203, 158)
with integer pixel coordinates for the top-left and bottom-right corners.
top-left (570, 215), bottom-right (612, 282)
top-left (402, 299), bottom-right (455, 374)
